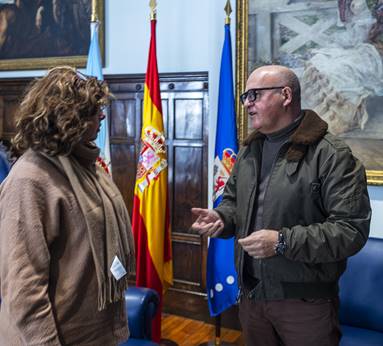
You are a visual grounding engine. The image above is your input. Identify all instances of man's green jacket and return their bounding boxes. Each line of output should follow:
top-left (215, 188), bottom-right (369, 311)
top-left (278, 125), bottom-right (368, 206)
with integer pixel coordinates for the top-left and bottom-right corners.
top-left (215, 110), bottom-right (371, 300)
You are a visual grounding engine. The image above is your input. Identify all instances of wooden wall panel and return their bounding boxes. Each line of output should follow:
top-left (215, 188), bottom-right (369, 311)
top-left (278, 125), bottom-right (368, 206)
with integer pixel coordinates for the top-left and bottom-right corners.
top-left (0, 78), bottom-right (30, 141)
top-left (161, 99), bottom-right (169, 138)
top-left (173, 146), bottom-right (204, 234)
top-left (174, 98), bottom-right (203, 140)
top-left (172, 239), bottom-right (202, 286)
top-left (110, 98), bottom-right (137, 139)
top-left (2, 97), bottom-right (19, 137)
top-left (110, 143), bottom-right (136, 213)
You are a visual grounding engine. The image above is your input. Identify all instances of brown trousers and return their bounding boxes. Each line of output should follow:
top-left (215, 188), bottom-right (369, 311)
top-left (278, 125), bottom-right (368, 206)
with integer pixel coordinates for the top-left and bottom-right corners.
top-left (239, 296), bottom-right (341, 346)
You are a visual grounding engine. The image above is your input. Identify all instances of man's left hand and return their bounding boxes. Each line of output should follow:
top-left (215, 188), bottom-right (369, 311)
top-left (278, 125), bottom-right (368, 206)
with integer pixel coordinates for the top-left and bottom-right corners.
top-left (238, 229), bottom-right (279, 258)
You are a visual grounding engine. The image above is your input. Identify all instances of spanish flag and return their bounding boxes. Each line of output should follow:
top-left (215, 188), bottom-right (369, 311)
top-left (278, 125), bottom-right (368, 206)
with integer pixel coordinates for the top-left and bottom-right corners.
top-left (132, 18), bottom-right (173, 342)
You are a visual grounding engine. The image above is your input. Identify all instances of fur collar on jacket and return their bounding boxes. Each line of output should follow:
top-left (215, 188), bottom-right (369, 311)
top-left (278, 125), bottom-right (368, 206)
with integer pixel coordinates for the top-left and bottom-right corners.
top-left (242, 109), bottom-right (328, 162)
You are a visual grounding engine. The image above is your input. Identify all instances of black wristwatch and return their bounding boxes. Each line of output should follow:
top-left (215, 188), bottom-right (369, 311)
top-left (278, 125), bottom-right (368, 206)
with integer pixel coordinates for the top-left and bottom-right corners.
top-left (274, 231), bottom-right (287, 256)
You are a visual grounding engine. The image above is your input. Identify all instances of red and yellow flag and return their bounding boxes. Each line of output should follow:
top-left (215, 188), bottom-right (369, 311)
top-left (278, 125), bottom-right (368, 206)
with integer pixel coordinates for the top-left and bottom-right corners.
top-left (132, 18), bottom-right (173, 342)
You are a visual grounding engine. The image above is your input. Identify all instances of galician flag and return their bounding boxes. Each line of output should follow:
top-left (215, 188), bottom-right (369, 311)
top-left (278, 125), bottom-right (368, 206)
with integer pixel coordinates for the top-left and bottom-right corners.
top-left (86, 20), bottom-right (111, 172)
top-left (132, 17), bottom-right (173, 343)
top-left (208, 20), bottom-right (239, 316)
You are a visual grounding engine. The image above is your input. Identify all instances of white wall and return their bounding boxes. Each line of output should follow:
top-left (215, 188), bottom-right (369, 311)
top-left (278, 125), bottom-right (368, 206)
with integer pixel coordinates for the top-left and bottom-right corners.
top-left (0, 0), bottom-right (381, 238)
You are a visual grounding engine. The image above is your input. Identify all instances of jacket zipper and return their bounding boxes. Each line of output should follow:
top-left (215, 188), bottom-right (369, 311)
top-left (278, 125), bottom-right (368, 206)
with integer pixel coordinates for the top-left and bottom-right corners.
top-left (238, 177), bottom-right (258, 293)
top-left (259, 142), bottom-right (290, 299)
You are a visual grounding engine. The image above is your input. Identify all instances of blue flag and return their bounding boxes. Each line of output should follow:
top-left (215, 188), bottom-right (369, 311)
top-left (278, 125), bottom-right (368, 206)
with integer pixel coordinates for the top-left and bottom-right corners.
top-left (86, 21), bottom-right (111, 170)
top-left (207, 23), bottom-right (238, 317)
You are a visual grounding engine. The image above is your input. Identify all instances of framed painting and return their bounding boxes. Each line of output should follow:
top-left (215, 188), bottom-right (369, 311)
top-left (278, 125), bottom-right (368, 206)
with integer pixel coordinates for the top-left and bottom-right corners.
top-left (236, 0), bottom-right (383, 185)
top-left (0, 0), bottom-right (104, 70)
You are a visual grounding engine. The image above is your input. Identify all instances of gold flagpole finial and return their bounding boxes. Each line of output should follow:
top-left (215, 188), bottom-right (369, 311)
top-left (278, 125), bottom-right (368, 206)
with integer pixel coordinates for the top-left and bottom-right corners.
top-left (224, 0), bottom-right (232, 24)
top-left (150, 0), bottom-right (157, 20)
top-left (91, 0), bottom-right (98, 22)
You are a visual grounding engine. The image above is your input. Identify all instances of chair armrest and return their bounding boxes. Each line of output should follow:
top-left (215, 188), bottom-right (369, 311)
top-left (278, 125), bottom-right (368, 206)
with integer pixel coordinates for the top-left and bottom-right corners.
top-left (124, 287), bottom-right (160, 340)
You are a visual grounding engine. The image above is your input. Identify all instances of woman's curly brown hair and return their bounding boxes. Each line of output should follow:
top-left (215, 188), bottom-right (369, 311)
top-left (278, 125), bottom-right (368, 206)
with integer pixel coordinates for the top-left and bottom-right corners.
top-left (12, 66), bottom-right (111, 157)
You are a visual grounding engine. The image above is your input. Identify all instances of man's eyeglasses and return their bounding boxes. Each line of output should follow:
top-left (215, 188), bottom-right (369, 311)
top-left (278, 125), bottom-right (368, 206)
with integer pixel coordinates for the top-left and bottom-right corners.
top-left (240, 86), bottom-right (285, 105)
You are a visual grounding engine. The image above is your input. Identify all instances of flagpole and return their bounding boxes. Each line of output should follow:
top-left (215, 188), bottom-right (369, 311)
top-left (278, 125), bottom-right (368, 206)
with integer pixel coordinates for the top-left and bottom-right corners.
top-left (200, 3), bottom-right (239, 346)
top-left (150, 0), bottom-right (157, 20)
top-left (133, 1), bottom-right (174, 343)
top-left (87, 0), bottom-right (111, 172)
top-left (91, 0), bottom-right (97, 22)
top-left (199, 313), bottom-right (237, 346)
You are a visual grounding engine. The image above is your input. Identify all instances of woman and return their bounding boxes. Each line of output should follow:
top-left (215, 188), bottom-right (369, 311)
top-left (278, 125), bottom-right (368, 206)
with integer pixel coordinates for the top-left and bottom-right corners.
top-left (0, 66), bottom-right (135, 345)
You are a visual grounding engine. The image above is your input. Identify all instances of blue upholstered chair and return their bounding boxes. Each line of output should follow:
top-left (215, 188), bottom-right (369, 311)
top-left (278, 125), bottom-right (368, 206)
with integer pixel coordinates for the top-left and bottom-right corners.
top-left (339, 237), bottom-right (383, 346)
top-left (119, 286), bottom-right (160, 346)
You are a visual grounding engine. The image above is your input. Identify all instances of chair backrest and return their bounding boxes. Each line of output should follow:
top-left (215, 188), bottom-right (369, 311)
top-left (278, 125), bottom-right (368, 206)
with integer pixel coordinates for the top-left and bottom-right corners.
top-left (124, 286), bottom-right (159, 339)
top-left (339, 237), bottom-right (383, 332)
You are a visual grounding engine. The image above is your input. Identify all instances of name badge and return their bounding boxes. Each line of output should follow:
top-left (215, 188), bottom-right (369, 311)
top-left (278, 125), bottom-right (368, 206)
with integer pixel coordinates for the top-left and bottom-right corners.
top-left (110, 256), bottom-right (127, 281)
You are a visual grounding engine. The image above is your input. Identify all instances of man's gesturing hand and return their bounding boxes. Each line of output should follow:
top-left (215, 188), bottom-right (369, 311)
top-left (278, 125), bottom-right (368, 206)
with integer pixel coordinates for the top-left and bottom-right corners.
top-left (190, 208), bottom-right (224, 237)
top-left (238, 229), bottom-right (279, 258)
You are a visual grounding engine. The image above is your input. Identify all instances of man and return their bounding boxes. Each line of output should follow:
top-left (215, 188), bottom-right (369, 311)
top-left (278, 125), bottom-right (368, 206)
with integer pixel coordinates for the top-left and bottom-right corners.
top-left (191, 65), bottom-right (371, 346)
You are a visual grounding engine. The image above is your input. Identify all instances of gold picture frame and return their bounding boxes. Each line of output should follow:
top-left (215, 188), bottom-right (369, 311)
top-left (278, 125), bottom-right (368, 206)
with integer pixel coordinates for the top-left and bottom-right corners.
top-left (236, 0), bottom-right (383, 185)
top-left (0, 0), bottom-right (104, 70)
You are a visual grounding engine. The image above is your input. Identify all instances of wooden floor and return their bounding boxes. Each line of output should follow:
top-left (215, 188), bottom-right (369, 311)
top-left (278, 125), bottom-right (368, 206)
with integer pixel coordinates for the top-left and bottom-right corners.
top-left (161, 314), bottom-right (244, 346)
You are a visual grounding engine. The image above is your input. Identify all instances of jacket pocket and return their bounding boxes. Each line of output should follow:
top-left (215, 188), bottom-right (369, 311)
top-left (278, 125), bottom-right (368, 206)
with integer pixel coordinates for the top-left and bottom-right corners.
top-left (311, 181), bottom-right (321, 196)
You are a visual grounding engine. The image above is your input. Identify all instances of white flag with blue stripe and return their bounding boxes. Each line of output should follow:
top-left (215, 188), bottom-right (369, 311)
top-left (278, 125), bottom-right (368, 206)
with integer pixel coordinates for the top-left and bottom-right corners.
top-left (86, 21), bottom-right (111, 172)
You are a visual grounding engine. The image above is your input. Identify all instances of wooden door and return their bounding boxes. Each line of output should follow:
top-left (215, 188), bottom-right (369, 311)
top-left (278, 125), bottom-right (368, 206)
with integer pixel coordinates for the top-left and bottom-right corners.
top-left (0, 78), bottom-right (30, 144)
top-left (106, 73), bottom-right (210, 318)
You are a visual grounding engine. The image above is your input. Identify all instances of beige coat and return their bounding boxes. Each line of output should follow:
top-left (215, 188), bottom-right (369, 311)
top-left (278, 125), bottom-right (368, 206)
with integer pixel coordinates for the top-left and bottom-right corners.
top-left (0, 150), bottom-right (128, 345)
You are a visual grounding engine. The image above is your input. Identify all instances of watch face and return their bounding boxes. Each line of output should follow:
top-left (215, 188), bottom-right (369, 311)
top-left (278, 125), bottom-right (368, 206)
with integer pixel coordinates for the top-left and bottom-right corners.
top-left (275, 232), bottom-right (287, 255)
top-left (275, 240), bottom-right (287, 256)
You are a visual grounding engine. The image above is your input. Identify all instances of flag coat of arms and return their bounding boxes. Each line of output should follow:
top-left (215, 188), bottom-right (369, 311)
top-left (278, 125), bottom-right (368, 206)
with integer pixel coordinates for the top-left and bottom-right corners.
top-left (207, 21), bottom-right (239, 317)
top-left (132, 18), bottom-right (173, 343)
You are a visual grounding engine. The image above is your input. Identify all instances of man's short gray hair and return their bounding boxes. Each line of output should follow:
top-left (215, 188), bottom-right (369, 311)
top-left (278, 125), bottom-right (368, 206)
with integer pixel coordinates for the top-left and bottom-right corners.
top-left (283, 70), bottom-right (301, 103)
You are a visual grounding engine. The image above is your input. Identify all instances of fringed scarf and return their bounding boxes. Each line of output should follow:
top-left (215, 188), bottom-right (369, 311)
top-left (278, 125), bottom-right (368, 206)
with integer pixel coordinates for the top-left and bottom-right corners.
top-left (42, 143), bottom-right (135, 310)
